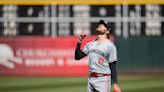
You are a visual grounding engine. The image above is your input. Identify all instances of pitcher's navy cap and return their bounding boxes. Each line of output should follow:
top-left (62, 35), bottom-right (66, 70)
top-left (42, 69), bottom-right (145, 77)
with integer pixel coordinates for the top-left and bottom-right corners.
top-left (99, 20), bottom-right (111, 31)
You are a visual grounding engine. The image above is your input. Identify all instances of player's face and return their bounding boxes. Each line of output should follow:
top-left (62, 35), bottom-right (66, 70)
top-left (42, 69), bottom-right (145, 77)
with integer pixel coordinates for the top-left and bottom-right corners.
top-left (96, 24), bottom-right (107, 34)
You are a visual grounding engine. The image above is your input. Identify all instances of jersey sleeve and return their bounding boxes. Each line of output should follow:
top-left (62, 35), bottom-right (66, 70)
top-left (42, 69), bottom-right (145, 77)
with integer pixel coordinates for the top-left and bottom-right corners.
top-left (82, 43), bottom-right (89, 55)
top-left (108, 45), bottom-right (118, 63)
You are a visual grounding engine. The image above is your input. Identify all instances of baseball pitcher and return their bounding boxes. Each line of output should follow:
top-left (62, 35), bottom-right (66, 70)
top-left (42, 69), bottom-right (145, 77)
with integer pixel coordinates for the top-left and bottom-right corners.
top-left (75, 20), bottom-right (121, 92)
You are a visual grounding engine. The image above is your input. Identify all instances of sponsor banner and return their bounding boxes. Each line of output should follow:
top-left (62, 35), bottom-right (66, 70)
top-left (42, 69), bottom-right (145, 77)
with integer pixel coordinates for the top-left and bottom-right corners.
top-left (0, 36), bottom-right (90, 76)
top-left (0, 36), bottom-right (114, 76)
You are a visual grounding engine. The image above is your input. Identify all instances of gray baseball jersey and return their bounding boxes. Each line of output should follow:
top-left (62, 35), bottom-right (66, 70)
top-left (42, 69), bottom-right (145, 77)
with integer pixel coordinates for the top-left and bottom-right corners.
top-left (82, 39), bottom-right (117, 74)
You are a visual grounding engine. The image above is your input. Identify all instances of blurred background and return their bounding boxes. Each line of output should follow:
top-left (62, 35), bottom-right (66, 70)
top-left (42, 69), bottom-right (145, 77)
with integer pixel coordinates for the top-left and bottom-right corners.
top-left (0, 0), bottom-right (164, 92)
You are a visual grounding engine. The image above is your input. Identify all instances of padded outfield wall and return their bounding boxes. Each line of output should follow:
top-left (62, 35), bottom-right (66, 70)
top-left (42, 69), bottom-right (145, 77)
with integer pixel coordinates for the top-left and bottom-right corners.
top-left (116, 37), bottom-right (164, 73)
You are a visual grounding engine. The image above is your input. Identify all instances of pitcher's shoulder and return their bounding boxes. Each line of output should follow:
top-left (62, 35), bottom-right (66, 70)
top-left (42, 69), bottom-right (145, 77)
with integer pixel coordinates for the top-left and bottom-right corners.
top-left (107, 39), bottom-right (115, 47)
top-left (85, 40), bottom-right (96, 47)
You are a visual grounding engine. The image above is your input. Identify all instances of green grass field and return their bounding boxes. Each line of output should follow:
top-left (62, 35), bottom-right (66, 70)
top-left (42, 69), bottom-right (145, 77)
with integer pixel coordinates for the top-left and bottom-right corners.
top-left (0, 75), bottom-right (164, 92)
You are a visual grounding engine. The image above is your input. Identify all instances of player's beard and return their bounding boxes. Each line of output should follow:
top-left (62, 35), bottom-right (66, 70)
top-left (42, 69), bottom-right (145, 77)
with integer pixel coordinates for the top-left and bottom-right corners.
top-left (96, 29), bottom-right (105, 35)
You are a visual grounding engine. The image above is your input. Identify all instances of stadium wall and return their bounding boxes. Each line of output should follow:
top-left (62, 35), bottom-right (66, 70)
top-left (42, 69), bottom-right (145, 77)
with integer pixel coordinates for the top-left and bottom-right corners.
top-left (116, 37), bottom-right (164, 73)
top-left (0, 36), bottom-right (163, 76)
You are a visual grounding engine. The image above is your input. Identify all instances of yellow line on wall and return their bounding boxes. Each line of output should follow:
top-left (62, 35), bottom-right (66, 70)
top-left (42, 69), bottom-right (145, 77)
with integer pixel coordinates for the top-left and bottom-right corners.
top-left (0, 0), bottom-right (164, 5)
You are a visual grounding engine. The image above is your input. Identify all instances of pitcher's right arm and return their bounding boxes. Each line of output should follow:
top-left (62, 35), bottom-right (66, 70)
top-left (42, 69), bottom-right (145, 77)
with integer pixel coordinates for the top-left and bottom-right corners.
top-left (75, 32), bottom-right (87, 60)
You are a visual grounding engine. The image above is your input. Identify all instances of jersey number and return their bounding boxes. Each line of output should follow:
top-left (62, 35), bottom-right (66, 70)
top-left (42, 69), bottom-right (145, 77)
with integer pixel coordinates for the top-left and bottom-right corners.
top-left (98, 58), bottom-right (105, 64)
